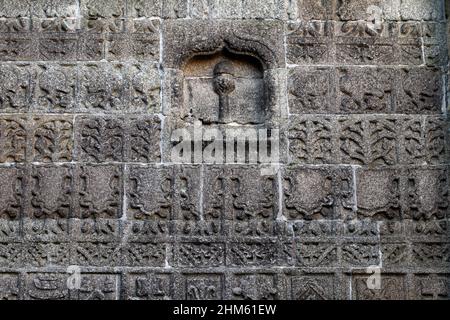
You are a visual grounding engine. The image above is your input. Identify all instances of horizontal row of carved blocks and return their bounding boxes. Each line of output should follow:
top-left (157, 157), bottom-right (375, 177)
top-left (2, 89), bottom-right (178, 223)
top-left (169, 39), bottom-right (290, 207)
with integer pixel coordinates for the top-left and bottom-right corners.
top-left (0, 164), bottom-right (448, 222)
top-left (0, 114), bottom-right (447, 165)
top-left (1, 271), bottom-right (448, 300)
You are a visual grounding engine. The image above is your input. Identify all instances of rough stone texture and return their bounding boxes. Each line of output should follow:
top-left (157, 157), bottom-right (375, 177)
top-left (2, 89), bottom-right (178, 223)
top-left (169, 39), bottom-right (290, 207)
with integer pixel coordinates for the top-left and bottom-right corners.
top-left (0, 0), bottom-right (449, 301)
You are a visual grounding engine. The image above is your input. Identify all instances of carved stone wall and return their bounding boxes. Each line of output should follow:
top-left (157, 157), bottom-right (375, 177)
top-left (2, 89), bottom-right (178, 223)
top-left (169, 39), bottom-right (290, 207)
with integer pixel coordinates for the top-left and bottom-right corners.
top-left (0, 0), bottom-right (449, 300)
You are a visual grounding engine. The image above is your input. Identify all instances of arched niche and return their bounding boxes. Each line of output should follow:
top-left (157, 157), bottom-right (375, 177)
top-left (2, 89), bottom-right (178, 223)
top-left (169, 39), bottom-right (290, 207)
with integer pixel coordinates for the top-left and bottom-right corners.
top-left (162, 20), bottom-right (286, 130)
top-left (183, 49), bottom-right (265, 125)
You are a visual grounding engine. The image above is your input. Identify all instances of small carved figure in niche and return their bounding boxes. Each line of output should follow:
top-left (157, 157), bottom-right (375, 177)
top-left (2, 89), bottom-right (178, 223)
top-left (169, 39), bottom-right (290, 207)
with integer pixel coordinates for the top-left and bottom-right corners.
top-left (183, 51), bottom-right (264, 125)
top-left (213, 61), bottom-right (236, 123)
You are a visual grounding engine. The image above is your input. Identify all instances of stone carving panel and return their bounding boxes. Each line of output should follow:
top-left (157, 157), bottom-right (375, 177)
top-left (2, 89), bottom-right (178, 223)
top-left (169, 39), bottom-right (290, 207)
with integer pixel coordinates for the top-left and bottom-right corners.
top-left (32, 64), bottom-right (76, 112)
top-left (181, 274), bottom-right (223, 300)
top-left (290, 275), bottom-right (335, 300)
top-left (0, 273), bottom-right (20, 300)
top-left (75, 117), bottom-right (125, 162)
top-left (0, 117), bottom-right (27, 163)
top-left (71, 273), bottom-right (119, 300)
top-left (396, 68), bottom-right (443, 114)
top-left (0, 0), bottom-right (448, 301)
top-left (32, 117), bottom-right (73, 162)
top-left (353, 274), bottom-right (406, 300)
top-left (0, 166), bottom-right (25, 220)
top-left (24, 273), bottom-right (69, 300)
top-left (283, 167), bottom-right (353, 220)
top-left (227, 273), bottom-right (279, 300)
top-left (183, 53), bottom-right (265, 125)
top-left (338, 67), bottom-right (393, 113)
top-left (286, 21), bottom-right (332, 65)
top-left (288, 116), bottom-right (334, 164)
top-left (74, 165), bottom-right (122, 219)
top-left (0, 64), bottom-right (31, 112)
top-left (124, 272), bottom-right (172, 300)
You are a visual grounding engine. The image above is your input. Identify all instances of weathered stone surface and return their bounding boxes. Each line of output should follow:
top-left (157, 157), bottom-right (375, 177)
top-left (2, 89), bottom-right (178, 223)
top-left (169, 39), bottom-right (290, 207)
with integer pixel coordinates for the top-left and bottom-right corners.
top-left (163, 19), bottom-right (285, 69)
top-left (123, 272), bottom-right (172, 300)
top-left (0, 33), bottom-right (35, 60)
top-left (127, 116), bottom-right (161, 161)
top-left (338, 116), bottom-right (398, 165)
top-left (0, 166), bottom-right (25, 220)
top-left (352, 274), bottom-right (407, 300)
top-left (335, 21), bottom-right (395, 65)
top-left (296, 0), bottom-right (334, 20)
top-left (71, 218), bottom-right (120, 242)
top-left (106, 22), bottom-right (160, 61)
top-left (296, 242), bottom-right (339, 267)
top-left (31, 116), bottom-right (74, 162)
top-left (288, 274), bottom-right (337, 300)
top-left (399, 116), bottom-right (447, 165)
top-left (73, 241), bottom-right (121, 266)
top-left (356, 169), bottom-right (402, 220)
top-left (74, 164), bottom-right (123, 219)
top-left (28, 164), bottom-right (73, 219)
top-left (161, 0), bottom-right (188, 19)
top-left (0, 64), bottom-right (31, 112)
top-left (123, 242), bottom-right (166, 267)
top-left (0, 0), bottom-right (31, 18)
top-left (286, 21), bottom-right (332, 65)
top-left (75, 116), bottom-right (125, 162)
top-left (79, 63), bottom-right (126, 112)
top-left (23, 241), bottom-right (70, 267)
top-left (0, 117), bottom-right (27, 163)
top-left (0, 0), bottom-right (448, 301)
top-left (128, 64), bottom-right (161, 113)
top-left (31, 0), bottom-right (78, 19)
top-left (282, 166), bottom-right (353, 220)
top-left (77, 34), bottom-right (105, 60)
top-left (413, 274), bottom-right (450, 299)
top-left (32, 64), bottom-right (76, 112)
top-left (396, 67), bottom-right (443, 114)
top-left (71, 273), bottom-right (120, 300)
top-left (423, 22), bottom-right (448, 66)
top-left (0, 273), bottom-right (20, 300)
top-left (288, 67), bottom-right (334, 114)
top-left (356, 168), bottom-right (449, 220)
top-left (24, 272), bottom-right (69, 300)
top-left (174, 273), bottom-right (223, 300)
top-left (225, 273), bottom-right (282, 300)
top-left (81, 0), bottom-right (125, 19)
top-left (395, 21), bottom-right (423, 65)
top-left (128, 0), bottom-right (161, 18)
top-left (338, 67), bottom-right (394, 113)
top-left (336, 0), bottom-right (397, 21)
top-left (288, 115), bottom-right (335, 164)
top-left (175, 242), bottom-right (225, 267)
top-left (400, 0), bottom-right (444, 21)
